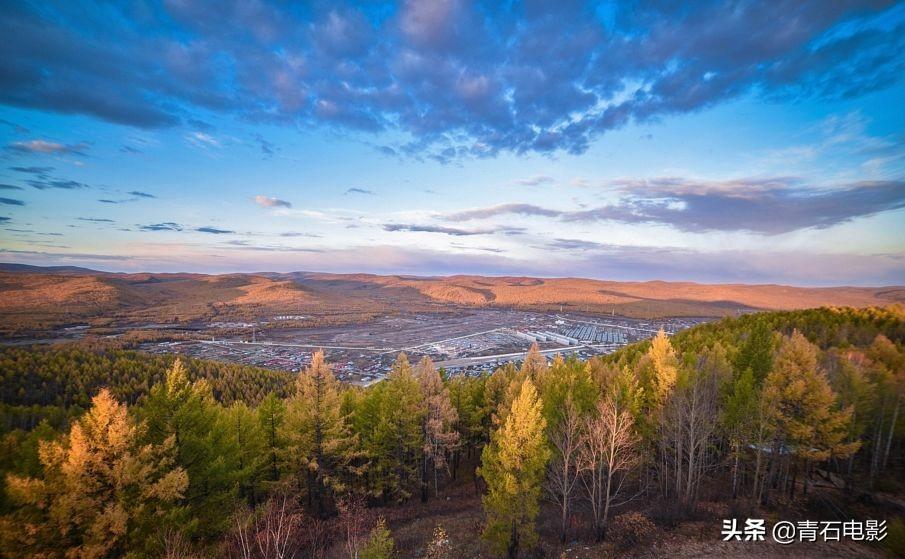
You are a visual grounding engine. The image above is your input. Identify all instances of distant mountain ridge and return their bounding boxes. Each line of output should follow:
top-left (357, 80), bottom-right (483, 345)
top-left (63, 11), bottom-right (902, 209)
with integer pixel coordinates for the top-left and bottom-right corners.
top-left (0, 264), bottom-right (902, 336)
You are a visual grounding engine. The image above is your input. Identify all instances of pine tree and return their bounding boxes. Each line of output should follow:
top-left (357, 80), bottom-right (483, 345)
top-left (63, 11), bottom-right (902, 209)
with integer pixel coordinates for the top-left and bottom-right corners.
top-left (480, 378), bottom-right (549, 558)
top-left (414, 356), bottom-right (459, 501)
top-left (282, 350), bottom-right (358, 516)
top-left (3, 389), bottom-right (187, 558)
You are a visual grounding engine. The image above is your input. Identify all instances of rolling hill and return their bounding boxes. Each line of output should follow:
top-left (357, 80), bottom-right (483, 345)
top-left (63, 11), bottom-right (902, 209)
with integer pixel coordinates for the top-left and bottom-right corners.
top-left (0, 264), bottom-right (902, 336)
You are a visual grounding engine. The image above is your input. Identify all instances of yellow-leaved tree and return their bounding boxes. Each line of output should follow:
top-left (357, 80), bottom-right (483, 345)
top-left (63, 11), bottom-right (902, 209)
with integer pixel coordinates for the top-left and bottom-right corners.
top-left (479, 378), bottom-right (549, 559)
top-left (762, 330), bottom-right (860, 498)
top-left (2, 389), bottom-right (187, 558)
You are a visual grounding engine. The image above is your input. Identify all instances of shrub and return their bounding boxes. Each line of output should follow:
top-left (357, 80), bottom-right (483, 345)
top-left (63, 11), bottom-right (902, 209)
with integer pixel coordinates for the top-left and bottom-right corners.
top-left (611, 512), bottom-right (656, 550)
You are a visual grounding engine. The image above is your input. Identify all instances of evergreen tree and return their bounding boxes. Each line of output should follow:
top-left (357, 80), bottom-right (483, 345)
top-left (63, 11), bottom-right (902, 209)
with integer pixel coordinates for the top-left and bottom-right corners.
top-left (480, 378), bottom-right (549, 558)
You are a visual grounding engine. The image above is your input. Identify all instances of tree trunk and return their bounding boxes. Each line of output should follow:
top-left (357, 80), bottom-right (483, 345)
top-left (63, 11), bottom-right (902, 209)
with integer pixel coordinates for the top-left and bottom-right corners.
top-left (883, 396), bottom-right (900, 472)
top-left (507, 520), bottom-right (519, 559)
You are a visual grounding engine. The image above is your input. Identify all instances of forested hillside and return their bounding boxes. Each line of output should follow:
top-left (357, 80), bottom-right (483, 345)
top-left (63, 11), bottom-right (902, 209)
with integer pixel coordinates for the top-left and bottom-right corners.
top-left (0, 306), bottom-right (902, 558)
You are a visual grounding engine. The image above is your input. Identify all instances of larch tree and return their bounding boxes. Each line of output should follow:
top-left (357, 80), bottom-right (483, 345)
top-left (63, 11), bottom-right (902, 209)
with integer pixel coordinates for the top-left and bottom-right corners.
top-left (648, 329), bottom-right (678, 407)
top-left (414, 356), bottom-right (459, 501)
top-left (282, 350), bottom-right (359, 517)
top-left (369, 353), bottom-right (425, 502)
top-left (579, 367), bottom-right (641, 541)
top-left (226, 401), bottom-right (265, 504)
top-left (257, 392), bottom-right (286, 484)
top-left (520, 342), bottom-right (548, 380)
top-left (761, 330), bottom-right (859, 500)
top-left (480, 378), bottom-right (549, 559)
top-left (3, 389), bottom-right (187, 558)
top-left (140, 359), bottom-right (240, 540)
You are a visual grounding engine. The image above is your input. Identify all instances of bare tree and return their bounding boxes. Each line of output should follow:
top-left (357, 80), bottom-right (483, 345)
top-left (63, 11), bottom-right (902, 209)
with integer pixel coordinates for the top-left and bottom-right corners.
top-left (659, 357), bottom-right (719, 508)
top-left (230, 494), bottom-right (306, 559)
top-left (336, 494), bottom-right (373, 559)
top-left (544, 396), bottom-right (584, 542)
top-left (579, 377), bottom-right (641, 541)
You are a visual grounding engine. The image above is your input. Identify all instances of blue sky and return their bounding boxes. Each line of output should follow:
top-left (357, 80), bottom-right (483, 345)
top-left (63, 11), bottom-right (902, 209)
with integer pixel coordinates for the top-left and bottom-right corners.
top-left (0, 0), bottom-right (903, 285)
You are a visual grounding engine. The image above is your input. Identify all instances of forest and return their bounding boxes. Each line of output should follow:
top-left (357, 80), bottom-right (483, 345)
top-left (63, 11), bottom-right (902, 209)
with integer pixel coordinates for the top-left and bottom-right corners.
top-left (0, 306), bottom-right (902, 558)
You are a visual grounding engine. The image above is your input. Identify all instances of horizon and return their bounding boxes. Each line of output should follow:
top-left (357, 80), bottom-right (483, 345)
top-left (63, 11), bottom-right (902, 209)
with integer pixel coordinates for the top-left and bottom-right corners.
top-left (3, 261), bottom-right (903, 290)
top-left (1, 1), bottom-right (904, 286)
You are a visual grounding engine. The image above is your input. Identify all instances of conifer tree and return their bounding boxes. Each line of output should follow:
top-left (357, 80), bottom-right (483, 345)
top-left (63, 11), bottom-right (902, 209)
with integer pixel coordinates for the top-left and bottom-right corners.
top-left (257, 392), bottom-right (286, 483)
top-left (648, 329), bottom-right (678, 406)
top-left (282, 350), bottom-right (358, 516)
top-left (520, 342), bottom-right (548, 379)
top-left (369, 353), bottom-right (425, 502)
top-left (140, 359), bottom-right (240, 539)
top-left (3, 389), bottom-right (187, 558)
top-left (360, 517), bottom-right (395, 559)
top-left (761, 330), bottom-right (859, 498)
top-left (480, 378), bottom-right (549, 558)
top-left (414, 356), bottom-right (459, 501)
top-left (226, 401), bottom-right (265, 503)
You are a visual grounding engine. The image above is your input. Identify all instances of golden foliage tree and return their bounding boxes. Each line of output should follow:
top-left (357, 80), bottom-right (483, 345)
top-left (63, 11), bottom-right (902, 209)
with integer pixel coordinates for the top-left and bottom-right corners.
top-left (647, 329), bottom-right (678, 407)
top-left (480, 378), bottom-right (549, 558)
top-left (414, 356), bottom-right (459, 501)
top-left (3, 389), bottom-right (187, 558)
top-left (762, 330), bottom-right (859, 497)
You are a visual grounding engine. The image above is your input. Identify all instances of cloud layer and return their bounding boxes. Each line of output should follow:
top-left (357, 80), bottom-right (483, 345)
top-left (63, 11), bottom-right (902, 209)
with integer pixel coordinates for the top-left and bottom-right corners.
top-left (444, 177), bottom-right (905, 235)
top-left (1, 1), bottom-right (901, 158)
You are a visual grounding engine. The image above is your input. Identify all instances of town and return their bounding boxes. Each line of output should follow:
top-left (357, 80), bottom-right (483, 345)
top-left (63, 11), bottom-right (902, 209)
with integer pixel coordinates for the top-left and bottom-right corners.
top-left (140, 309), bottom-right (710, 384)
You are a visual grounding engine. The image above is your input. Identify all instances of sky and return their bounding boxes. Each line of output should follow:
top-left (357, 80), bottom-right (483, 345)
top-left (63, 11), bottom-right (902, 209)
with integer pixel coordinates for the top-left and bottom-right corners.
top-left (0, 0), bottom-right (903, 286)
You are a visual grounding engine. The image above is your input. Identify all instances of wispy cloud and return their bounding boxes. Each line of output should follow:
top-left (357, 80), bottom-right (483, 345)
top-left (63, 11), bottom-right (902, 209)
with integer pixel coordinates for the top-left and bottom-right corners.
top-left (6, 140), bottom-right (89, 156)
top-left (345, 187), bottom-right (375, 195)
top-left (77, 217), bottom-right (114, 223)
top-left (139, 222), bottom-right (183, 232)
top-left (0, 197), bottom-right (25, 206)
top-left (9, 166), bottom-right (53, 175)
top-left (445, 203), bottom-right (564, 222)
top-left (128, 190), bottom-right (155, 198)
top-left (185, 132), bottom-right (221, 149)
top-left (196, 226), bottom-right (235, 234)
top-left (382, 223), bottom-right (514, 236)
top-left (443, 177), bottom-right (905, 235)
top-left (27, 178), bottom-right (89, 190)
top-left (254, 195), bottom-right (292, 208)
top-left (0, 184), bottom-right (23, 191)
top-left (512, 175), bottom-right (554, 187)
